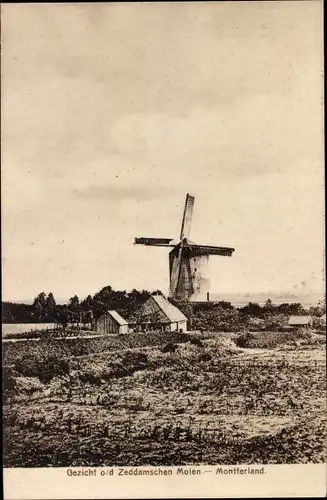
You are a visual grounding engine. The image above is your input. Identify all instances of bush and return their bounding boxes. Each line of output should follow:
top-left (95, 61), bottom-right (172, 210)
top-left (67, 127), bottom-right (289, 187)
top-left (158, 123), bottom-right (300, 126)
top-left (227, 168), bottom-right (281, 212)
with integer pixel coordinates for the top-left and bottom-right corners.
top-left (14, 356), bottom-right (70, 383)
top-left (103, 362), bottom-right (135, 379)
top-left (78, 371), bottom-right (102, 385)
top-left (293, 328), bottom-right (312, 340)
top-left (189, 336), bottom-right (204, 348)
top-left (198, 352), bottom-right (212, 362)
top-left (264, 313), bottom-right (287, 331)
top-left (3, 366), bottom-right (16, 402)
top-left (162, 342), bottom-right (178, 353)
top-left (38, 358), bottom-right (70, 383)
top-left (121, 351), bottom-right (148, 371)
top-left (191, 305), bottom-right (247, 332)
top-left (235, 333), bottom-right (256, 348)
top-left (111, 363), bottom-right (131, 378)
top-left (234, 329), bottom-right (321, 350)
top-left (14, 356), bottom-right (41, 378)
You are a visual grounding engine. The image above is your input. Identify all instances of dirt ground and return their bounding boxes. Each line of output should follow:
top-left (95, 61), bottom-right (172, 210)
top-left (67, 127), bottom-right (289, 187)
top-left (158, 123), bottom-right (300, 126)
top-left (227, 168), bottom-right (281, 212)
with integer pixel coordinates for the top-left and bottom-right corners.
top-left (3, 333), bottom-right (326, 466)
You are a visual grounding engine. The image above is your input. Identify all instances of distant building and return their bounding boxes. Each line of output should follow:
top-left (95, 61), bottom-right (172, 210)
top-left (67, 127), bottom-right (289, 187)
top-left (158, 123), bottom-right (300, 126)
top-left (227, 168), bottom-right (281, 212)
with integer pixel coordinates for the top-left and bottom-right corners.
top-left (96, 310), bottom-right (129, 334)
top-left (320, 313), bottom-right (326, 325)
top-left (288, 315), bottom-right (313, 329)
top-left (129, 294), bottom-right (188, 333)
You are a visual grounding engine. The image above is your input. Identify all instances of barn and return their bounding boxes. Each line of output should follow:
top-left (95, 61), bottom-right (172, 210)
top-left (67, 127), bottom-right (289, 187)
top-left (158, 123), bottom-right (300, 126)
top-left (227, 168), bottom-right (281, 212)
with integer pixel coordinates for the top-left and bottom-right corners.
top-left (96, 310), bottom-right (129, 334)
top-left (129, 294), bottom-right (188, 333)
top-left (288, 315), bottom-right (313, 329)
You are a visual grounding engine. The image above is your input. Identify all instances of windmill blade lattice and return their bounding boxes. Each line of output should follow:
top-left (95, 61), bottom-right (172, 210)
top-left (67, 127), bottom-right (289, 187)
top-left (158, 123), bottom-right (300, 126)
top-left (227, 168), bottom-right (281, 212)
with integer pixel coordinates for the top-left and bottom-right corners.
top-left (180, 194), bottom-right (195, 240)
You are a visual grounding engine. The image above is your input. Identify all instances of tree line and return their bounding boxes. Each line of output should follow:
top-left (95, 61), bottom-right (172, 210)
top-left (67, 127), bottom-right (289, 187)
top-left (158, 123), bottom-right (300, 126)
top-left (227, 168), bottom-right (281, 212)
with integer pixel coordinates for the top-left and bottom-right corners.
top-left (2, 287), bottom-right (162, 328)
top-left (171, 298), bottom-right (326, 332)
top-left (2, 288), bottom-right (325, 332)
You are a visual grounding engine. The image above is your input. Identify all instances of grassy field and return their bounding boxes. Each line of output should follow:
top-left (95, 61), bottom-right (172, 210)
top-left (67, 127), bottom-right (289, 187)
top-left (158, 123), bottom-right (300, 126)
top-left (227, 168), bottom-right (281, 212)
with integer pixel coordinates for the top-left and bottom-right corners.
top-left (3, 330), bottom-right (326, 467)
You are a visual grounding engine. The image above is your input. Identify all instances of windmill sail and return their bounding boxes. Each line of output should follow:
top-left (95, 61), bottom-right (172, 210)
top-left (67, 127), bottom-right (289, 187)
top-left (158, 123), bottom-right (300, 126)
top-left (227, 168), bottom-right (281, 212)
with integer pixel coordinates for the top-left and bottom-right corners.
top-left (135, 192), bottom-right (235, 302)
top-left (187, 244), bottom-right (235, 256)
top-left (180, 194), bottom-right (195, 240)
top-left (134, 237), bottom-right (175, 247)
top-left (169, 245), bottom-right (184, 297)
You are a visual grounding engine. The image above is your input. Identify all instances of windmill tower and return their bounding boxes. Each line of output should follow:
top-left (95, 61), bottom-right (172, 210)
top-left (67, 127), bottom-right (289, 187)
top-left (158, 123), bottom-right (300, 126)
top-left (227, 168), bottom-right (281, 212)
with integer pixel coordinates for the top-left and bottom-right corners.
top-left (134, 194), bottom-right (235, 302)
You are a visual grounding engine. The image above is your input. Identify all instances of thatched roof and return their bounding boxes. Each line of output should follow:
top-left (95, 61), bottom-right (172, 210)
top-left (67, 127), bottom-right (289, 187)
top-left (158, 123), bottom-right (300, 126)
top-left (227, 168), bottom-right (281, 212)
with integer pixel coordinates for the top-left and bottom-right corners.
top-left (98, 310), bottom-right (128, 326)
top-left (129, 295), bottom-right (187, 324)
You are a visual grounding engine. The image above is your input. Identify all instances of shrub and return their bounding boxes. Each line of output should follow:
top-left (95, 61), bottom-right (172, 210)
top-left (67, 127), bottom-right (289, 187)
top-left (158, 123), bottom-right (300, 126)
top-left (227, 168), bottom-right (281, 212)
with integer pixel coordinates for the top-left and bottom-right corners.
top-left (198, 352), bottom-right (212, 362)
top-left (78, 371), bottom-right (102, 386)
top-left (3, 366), bottom-right (16, 402)
top-left (121, 351), bottom-right (149, 371)
top-left (292, 328), bottom-right (311, 340)
top-left (38, 358), bottom-right (70, 383)
top-left (14, 356), bottom-right (70, 383)
top-left (191, 305), bottom-right (247, 332)
top-left (235, 333), bottom-right (256, 348)
top-left (264, 313), bottom-right (287, 331)
top-left (189, 336), bottom-right (204, 348)
top-left (162, 342), bottom-right (178, 353)
top-left (111, 363), bottom-right (131, 378)
top-left (234, 329), bottom-right (322, 350)
top-left (14, 355), bottom-right (42, 377)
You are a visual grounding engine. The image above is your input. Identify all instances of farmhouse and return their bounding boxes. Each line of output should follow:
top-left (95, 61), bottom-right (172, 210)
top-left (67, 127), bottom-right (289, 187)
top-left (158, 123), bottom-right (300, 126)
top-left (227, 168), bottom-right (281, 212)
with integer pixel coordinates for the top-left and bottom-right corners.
top-left (96, 310), bottom-right (129, 334)
top-left (288, 315), bottom-right (313, 329)
top-left (129, 294), bottom-right (188, 333)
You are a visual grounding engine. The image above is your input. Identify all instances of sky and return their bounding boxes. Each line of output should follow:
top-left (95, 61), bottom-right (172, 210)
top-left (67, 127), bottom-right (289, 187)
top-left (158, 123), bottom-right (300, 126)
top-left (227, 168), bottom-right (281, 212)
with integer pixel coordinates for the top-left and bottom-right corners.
top-left (1, 1), bottom-right (324, 303)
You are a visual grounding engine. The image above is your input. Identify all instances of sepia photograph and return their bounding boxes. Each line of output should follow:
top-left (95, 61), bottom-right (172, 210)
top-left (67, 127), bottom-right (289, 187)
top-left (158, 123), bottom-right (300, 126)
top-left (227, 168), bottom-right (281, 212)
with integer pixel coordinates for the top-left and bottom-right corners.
top-left (1, 0), bottom-right (325, 486)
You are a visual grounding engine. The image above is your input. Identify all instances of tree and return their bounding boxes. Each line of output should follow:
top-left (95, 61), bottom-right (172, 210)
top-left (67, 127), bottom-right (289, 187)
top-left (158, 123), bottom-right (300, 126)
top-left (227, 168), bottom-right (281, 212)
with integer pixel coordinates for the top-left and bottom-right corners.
top-left (46, 293), bottom-right (57, 321)
top-left (33, 294), bottom-right (45, 321)
top-left (80, 295), bottom-right (94, 326)
top-left (309, 299), bottom-right (326, 318)
top-left (82, 310), bottom-right (94, 328)
top-left (68, 295), bottom-right (80, 326)
top-left (57, 307), bottom-right (70, 330)
top-left (287, 303), bottom-right (308, 315)
top-left (94, 286), bottom-right (114, 302)
top-left (239, 302), bottom-right (263, 318)
top-left (264, 312), bottom-right (287, 331)
top-left (216, 301), bottom-right (233, 310)
top-left (263, 299), bottom-right (275, 312)
top-left (37, 292), bottom-right (47, 308)
top-left (82, 294), bottom-right (93, 311)
top-left (32, 292), bottom-right (46, 320)
top-left (2, 305), bottom-right (14, 323)
top-left (2, 302), bottom-right (34, 323)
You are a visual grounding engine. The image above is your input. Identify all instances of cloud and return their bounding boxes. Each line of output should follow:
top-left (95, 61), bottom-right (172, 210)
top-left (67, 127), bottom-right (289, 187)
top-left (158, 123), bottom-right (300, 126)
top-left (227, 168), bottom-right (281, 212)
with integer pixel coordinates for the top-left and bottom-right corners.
top-left (1, 2), bottom-right (323, 301)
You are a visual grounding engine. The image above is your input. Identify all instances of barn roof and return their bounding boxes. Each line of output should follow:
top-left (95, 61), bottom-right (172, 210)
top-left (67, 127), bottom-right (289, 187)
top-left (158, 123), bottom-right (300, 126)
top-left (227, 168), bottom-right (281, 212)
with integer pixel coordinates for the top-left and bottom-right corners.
top-left (101, 310), bottom-right (128, 326)
top-left (288, 315), bottom-right (312, 326)
top-left (129, 295), bottom-right (187, 324)
top-left (151, 295), bottom-right (187, 322)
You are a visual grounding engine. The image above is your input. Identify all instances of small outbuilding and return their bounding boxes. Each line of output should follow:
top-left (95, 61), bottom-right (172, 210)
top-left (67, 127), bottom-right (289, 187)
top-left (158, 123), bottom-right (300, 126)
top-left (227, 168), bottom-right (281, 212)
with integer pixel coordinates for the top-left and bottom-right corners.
top-left (288, 315), bottom-right (313, 329)
top-left (96, 310), bottom-right (129, 334)
top-left (129, 294), bottom-right (188, 333)
top-left (320, 313), bottom-right (326, 325)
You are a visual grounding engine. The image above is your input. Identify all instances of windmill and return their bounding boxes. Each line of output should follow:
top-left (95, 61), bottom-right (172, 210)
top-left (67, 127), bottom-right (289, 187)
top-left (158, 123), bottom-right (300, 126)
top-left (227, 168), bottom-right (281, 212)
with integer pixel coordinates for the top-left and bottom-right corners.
top-left (134, 193), bottom-right (235, 302)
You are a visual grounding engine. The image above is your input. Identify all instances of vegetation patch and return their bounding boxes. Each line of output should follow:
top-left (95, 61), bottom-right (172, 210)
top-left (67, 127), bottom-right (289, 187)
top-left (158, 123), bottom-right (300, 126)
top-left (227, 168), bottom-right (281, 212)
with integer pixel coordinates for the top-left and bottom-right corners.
top-left (2, 332), bottom-right (326, 466)
top-left (234, 330), bottom-right (320, 349)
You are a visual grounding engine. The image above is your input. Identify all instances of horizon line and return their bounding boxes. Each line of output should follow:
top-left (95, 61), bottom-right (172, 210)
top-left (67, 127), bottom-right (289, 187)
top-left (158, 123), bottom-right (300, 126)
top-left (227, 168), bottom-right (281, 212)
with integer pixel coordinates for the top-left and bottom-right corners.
top-left (3, 289), bottom-right (324, 306)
